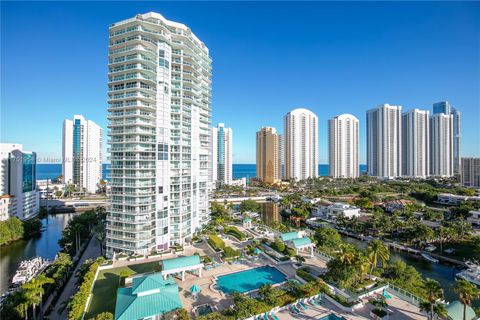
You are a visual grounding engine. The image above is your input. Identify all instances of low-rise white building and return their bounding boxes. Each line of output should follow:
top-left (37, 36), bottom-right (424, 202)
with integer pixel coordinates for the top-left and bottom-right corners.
top-left (467, 210), bottom-right (480, 227)
top-left (314, 202), bottom-right (361, 220)
top-left (437, 193), bottom-right (480, 206)
top-left (230, 178), bottom-right (247, 188)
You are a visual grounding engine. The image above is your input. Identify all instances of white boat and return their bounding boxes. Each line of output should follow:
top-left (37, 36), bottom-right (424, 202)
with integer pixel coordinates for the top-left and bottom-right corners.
top-left (421, 252), bottom-right (439, 263)
top-left (456, 262), bottom-right (480, 286)
top-left (11, 257), bottom-right (50, 286)
top-left (425, 245), bottom-right (437, 252)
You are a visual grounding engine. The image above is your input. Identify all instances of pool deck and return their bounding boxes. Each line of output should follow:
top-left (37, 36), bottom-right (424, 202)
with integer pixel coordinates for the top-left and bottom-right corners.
top-left (103, 234), bottom-right (425, 320)
top-left (274, 293), bottom-right (425, 320)
top-left (177, 255), bottom-right (282, 313)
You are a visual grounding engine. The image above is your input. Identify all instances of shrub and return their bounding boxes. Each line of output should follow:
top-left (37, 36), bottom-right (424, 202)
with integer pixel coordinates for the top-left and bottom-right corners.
top-left (296, 269), bottom-right (316, 282)
top-left (372, 308), bottom-right (387, 317)
top-left (208, 234), bottom-right (225, 251)
top-left (270, 239), bottom-right (285, 253)
top-left (224, 226), bottom-right (246, 241)
top-left (223, 246), bottom-right (240, 258)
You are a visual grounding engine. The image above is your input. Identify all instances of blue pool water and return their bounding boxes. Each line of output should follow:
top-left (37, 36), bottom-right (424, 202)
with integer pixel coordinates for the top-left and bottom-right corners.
top-left (216, 266), bottom-right (287, 294)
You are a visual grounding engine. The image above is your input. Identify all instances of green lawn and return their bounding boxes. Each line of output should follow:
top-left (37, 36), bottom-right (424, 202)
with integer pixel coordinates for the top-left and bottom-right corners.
top-left (85, 261), bottom-right (159, 319)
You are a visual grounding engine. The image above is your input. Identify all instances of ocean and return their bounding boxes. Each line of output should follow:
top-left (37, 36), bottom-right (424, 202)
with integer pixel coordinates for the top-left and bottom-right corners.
top-left (37, 163), bottom-right (367, 181)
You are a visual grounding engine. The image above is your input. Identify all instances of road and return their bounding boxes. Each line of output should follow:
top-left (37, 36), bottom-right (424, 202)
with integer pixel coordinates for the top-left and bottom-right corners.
top-left (48, 237), bottom-right (100, 320)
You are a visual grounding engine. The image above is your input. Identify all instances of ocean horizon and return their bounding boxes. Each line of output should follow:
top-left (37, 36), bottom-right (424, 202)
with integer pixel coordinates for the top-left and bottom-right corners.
top-left (36, 163), bottom-right (367, 181)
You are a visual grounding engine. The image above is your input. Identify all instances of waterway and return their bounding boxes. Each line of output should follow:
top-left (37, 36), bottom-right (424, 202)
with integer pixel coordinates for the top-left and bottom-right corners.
top-left (0, 213), bottom-right (74, 294)
top-left (258, 202), bottom-right (470, 304)
top-left (340, 235), bottom-right (473, 305)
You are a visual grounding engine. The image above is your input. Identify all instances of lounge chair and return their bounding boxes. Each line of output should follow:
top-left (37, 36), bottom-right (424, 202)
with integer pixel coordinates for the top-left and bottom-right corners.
top-left (270, 312), bottom-right (280, 320)
top-left (289, 306), bottom-right (298, 314)
top-left (291, 305), bottom-right (302, 314)
top-left (298, 302), bottom-right (308, 310)
top-left (310, 298), bottom-right (320, 306)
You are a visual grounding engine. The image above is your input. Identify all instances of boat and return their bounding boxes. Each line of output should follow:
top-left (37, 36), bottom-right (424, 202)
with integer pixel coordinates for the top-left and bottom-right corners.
top-left (425, 245), bottom-right (437, 252)
top-left (421, 252), bottom-right (439, 263)
top-left (456, 261), bottom-right (480, 286)
top-left (11, 257), bottom-right (50, 287)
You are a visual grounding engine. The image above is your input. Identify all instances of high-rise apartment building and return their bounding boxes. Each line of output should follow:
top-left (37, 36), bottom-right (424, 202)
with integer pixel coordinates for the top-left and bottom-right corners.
top-left (256, 127), bottom-right (282, 184)
top-left (433, 101), bottom-right (461, 175)
top-left (402, 109), bottom-right (430, 178)
top-left (430, 113), bottom-right (454, 177)
top-left (211, 123), bottom-right (232, 186)
top-left (106, 13), bottom-right (212, 256)
top-left (328, 114), bottom-right (359, 178)
top-left (62, 115), bottom-right (103, 194)
top-left (461, 158), bottom-right (480, 188)
top-left (366, 104), bottom-right (402, 178)
top-left (0, 143), bottom-right (39, 220)
top-left (284, 108), bottom-right (318, 180)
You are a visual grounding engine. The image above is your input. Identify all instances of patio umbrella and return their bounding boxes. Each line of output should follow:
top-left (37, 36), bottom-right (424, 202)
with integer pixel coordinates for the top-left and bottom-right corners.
top-left (190, 284), bottom-right (201, 295)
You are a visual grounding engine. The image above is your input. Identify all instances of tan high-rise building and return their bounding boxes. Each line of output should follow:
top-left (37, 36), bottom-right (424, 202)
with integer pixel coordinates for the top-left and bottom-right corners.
top-left (256, 127), bottom-right (282, 184)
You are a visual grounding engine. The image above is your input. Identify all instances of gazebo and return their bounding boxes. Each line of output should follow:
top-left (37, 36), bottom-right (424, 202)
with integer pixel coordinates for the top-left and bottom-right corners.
top-left (243, 217), bottom-right (252, 229)
top-left (161, 255), bottom-right (204, 281)
top-left (289, 237), bottom-right (315, 257)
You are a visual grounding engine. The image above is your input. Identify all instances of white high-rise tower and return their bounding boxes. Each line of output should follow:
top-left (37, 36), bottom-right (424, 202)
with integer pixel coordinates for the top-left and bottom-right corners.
top-left (433, 101), bottom-right (461, 175)
top-left (284, 108), bottom-right (318, 180)
top-left (430, 113), bottom-right (453, 177)
top-left (402, 109), bottom-right (430, 178)
top-left (366, 104), bottom-right (402, 178)
top-left (211, 123), bottom-right (233, 186)
top-left (62, 115), bottom-right (103, 194)
top-left (328, 114), bottom-right (359, 178)
top-left (106, 13), bottom-right (212, 256)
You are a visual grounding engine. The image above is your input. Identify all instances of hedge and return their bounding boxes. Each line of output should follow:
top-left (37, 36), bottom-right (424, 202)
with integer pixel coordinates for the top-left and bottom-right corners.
top-left (223, 246), bottom-right (241, 258)
top-left (224, 226), bottom-right (246, 241)
top-left (208, 234), bottom-right (225, 251)
top-left (67, 257), bottom-right (105, 320)
top-left (296, 269), bottom-right (316, 282)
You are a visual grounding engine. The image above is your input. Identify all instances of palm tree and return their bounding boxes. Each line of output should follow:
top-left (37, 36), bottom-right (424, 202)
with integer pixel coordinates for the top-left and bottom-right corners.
top-left (23, 274), bottom-right (54, 320)
top-left (453, 279), bottom-right (480, 320)
top-left (367, 240), bottom-right (390, 277)
top-left (423, 278), bottom-right (444, 320)
top-left (338, 244), bottom-right (357, 265)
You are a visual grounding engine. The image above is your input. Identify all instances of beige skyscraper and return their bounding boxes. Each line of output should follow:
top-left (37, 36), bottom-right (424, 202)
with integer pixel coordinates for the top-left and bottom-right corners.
top-left (256, 127), bottom-right (282, 184)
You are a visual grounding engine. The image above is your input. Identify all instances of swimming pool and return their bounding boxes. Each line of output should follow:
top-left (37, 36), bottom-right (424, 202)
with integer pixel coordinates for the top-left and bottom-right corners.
top-left (216, 266), bottom-right (287, 294)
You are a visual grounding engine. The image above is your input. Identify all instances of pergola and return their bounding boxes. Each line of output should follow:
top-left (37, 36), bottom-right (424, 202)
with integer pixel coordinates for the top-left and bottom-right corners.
top-left (161, 255), bottom-right (204, 281)
top-left (289, 237), bottom-right (315, 257)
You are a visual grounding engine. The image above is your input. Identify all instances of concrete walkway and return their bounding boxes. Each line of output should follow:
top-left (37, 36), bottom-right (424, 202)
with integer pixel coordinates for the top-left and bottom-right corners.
top-left (49, 237), bottom-right (100, 320)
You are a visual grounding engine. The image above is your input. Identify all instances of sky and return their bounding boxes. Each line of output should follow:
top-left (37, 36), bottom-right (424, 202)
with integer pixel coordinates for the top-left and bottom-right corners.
top-left (1, 1), bottom-right (479, 164)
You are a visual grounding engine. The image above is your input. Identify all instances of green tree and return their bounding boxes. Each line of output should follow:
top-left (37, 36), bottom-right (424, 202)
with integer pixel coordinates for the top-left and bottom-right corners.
top-left (453, 279), bottom-right (480, 320)
top-left (367, 240), bottom-right (390, 277)
top-left (314, 227), bottom-right (341, 249)
top-left (423, 278), bottom-right (444, 320)
top-left (21, 274), bottom-right (54, 320)
top-left (239, 199), bottom-right (260, 213)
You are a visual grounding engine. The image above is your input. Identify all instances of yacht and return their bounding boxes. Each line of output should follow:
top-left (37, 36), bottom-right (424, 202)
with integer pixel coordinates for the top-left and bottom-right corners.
top-left (456, 261), bottom-right (480, 286)
top-left (421, 252), bottom-right (439, 263)
top-left (11, 257), bottom-right (50, 286)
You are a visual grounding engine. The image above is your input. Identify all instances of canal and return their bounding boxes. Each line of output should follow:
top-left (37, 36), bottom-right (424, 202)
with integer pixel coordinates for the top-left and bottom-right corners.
top-left (258, 202), bottom-right (472, 305)
top-left (340, 235), bottom-right (476, 305)
top-left (0, 213), bottom-right (74, 294)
